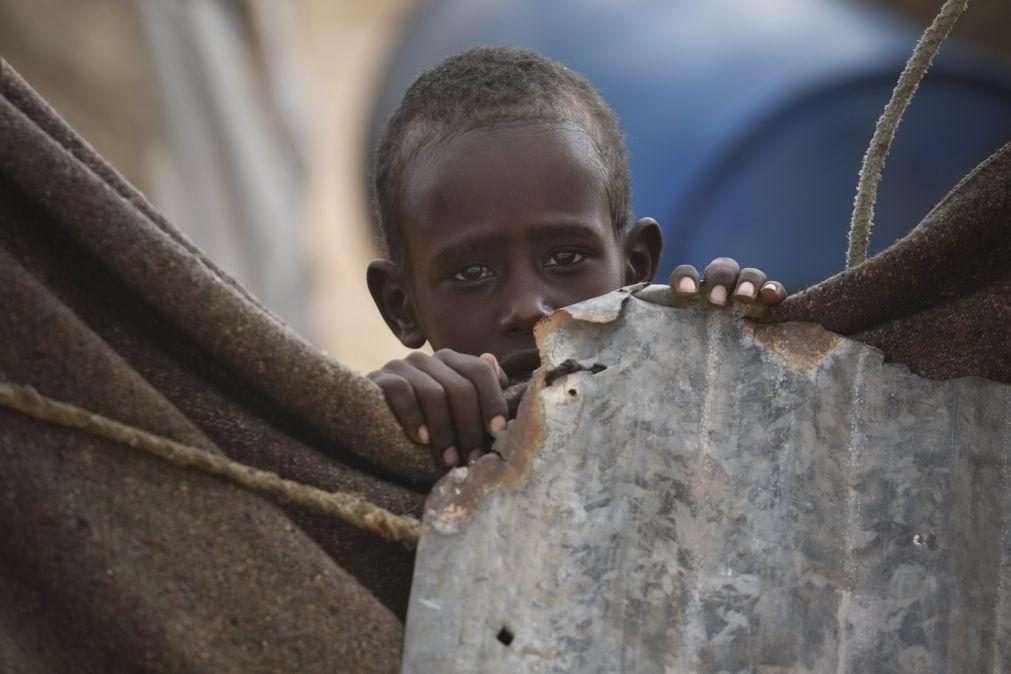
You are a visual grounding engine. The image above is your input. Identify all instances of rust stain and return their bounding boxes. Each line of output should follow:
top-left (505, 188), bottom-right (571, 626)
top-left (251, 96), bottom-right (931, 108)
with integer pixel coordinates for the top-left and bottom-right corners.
top-left (747, 321), bottom-right (843, 372)
top-left (557, 284), bottom-right (641, 324)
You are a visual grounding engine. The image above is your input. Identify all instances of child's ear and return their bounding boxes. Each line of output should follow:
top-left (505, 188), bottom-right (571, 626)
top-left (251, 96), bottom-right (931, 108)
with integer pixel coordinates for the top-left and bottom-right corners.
top-left (366, 259), bottom-right (427, 349)
top-left (622, 217), bottom-right (663, 285)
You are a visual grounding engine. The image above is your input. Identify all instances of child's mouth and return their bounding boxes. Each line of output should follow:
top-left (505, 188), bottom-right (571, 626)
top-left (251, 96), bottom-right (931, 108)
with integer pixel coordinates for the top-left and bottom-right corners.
top-left (499, 349), bottom-right (541, 383)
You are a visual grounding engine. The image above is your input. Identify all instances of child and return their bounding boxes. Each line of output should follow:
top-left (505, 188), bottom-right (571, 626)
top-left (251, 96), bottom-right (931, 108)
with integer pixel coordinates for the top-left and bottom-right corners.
top-left (365, 47), bottom-right (786, 468)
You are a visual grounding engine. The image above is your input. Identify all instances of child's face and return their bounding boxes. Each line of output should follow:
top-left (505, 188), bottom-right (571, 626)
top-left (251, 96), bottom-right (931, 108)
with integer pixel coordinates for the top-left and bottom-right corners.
top-left (369, 122), bottom-right (660, 381)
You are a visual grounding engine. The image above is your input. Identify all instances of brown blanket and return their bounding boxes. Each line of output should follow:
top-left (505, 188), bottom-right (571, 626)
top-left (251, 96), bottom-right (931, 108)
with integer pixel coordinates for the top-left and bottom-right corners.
top-left (0, 58), bottom-right (1007, 672)
top-left (0, 59), bottom-right (437, 673)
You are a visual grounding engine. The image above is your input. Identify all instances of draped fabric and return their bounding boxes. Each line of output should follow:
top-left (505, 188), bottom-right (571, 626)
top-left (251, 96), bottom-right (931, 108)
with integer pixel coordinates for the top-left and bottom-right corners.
top-left (0, 59), bottom-right (436, 673)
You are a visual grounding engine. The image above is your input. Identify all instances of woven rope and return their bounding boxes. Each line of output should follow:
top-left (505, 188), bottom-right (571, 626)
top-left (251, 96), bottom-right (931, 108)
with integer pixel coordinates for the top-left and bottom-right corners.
top-left (0, 382), bottom-right (421, 548)
top-left (847, 0), bottom-right (970, 268)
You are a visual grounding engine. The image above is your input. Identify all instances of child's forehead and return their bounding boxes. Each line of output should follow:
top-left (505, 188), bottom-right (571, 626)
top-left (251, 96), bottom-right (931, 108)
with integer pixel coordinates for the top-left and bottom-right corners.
top-left (405, 121), bottom-right (606, 197)
top-left (398, 121), bottom-right (613, 248)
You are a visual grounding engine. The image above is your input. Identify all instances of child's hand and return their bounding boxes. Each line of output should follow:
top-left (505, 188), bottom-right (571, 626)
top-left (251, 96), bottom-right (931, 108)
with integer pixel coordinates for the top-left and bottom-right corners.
top-left (368, 350), bottom-right (508, 468)
top-left (669, 257), bottom-right (787, 307)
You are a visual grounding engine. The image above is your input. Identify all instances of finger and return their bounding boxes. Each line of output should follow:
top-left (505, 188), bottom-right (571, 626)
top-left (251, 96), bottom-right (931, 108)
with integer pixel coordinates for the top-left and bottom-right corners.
top-left (369, 371), bottom-right (428, 445)
top-left (703, 257), bottom-right (741, 307)
top-left (442, 446), bottom-right (460, 466)
top-left (668, 264), bottom-right (701, 298)
top-left (733, 267), bottom-right (767, 304)
top-left (387, 359), bottom-right (457, 466)
top-left (757, 280), bottom-right (788, 305)
top-left (409, 351), bottom-right (487, 463)
top-left (440, 350), bottom-right (509, 438)
top-left (481, 352), bottom-right (510, 389)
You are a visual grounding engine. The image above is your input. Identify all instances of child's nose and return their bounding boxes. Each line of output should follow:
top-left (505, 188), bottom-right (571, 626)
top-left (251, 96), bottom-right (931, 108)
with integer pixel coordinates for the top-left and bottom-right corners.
top-left (498, 291), bottom-right (553, 333)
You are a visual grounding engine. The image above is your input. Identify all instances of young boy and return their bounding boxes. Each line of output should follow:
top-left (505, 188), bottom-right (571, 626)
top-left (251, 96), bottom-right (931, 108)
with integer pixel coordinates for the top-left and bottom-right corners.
top-left (366, 47), bottom-right (786, 469)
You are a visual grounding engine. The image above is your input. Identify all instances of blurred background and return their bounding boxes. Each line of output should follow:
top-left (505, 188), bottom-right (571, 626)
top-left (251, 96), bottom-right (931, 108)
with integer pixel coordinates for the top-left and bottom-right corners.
top-left (2, 0), bottom-right (1009, 374)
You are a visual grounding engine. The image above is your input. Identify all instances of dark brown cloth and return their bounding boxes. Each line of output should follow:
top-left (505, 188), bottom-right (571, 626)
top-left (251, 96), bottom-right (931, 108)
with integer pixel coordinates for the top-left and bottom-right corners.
top-left (0, 55), bottom-right (1007, 672)
top-left (0, 59), bottom-right (437, 673)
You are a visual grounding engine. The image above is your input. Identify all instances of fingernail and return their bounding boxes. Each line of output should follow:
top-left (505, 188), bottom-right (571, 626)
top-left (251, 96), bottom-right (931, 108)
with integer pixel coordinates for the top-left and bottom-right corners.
top-left (709, 285), bottom-right (728, 306)
top-left (480, 352), bottom-right (499, 373)
top-left (736, 281), bottom-right (756, 300)
top-left (468, 449), bottom-right (484, 462)
top-left (761, 282), bottom-right (776, 293)
top-left (417, 425), bottom-right (430, 445)
top-left (443, 447), bottom-right (459, 466)
top-left (489, 415), bottom-right (507, 437)
top-left (677, 277), bottom-right (697, 295)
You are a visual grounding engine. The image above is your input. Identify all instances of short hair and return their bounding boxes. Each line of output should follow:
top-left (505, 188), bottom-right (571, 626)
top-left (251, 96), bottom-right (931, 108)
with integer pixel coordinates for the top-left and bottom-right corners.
top-left (371, 46), bottom-right (632, 265)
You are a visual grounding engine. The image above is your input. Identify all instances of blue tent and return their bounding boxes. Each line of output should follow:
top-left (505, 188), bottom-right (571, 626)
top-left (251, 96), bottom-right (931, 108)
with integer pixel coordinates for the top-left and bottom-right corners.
top-left (369, 0), bottom-right (1011, 290)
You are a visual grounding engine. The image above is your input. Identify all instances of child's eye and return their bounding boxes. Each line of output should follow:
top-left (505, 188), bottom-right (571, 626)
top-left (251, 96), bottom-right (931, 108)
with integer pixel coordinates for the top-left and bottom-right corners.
top-left (453, 263), bottom-right (494, 282)
top-left (544, 250), bottom-right (585, 267)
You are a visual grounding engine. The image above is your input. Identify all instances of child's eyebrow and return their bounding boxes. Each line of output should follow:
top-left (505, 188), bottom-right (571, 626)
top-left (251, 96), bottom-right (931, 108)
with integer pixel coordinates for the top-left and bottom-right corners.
top-left (432, 235), bottom-right (504, 268)
top-left (529, 222), bottom-right (600, 242)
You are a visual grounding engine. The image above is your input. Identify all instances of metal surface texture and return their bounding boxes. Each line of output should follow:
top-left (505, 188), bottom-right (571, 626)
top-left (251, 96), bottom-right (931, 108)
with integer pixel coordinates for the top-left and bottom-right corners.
top-left (402, 285), bottom-right (1010, 673)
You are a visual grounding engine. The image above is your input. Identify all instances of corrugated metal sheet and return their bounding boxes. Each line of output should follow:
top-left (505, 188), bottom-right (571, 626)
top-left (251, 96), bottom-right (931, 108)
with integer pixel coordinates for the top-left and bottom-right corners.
top-left (403, 285), bottom-right (1009, 673)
